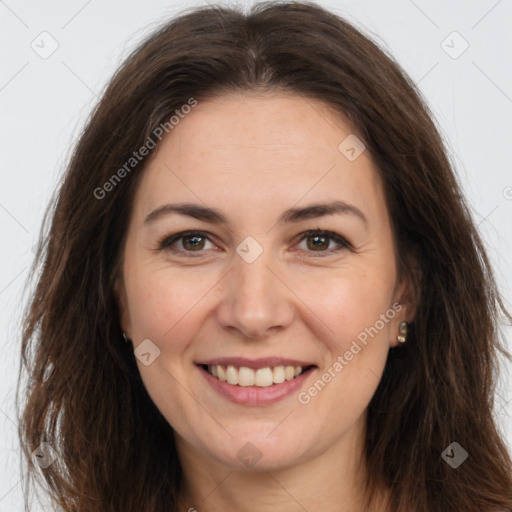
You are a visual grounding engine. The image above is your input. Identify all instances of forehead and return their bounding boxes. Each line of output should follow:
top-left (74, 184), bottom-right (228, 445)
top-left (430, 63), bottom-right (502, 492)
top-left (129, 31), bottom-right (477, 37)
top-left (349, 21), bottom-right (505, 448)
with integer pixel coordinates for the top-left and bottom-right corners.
top-left (161, 91), bottom-right (362, 165)
top-left (132, 91), bottom-right (387, 227)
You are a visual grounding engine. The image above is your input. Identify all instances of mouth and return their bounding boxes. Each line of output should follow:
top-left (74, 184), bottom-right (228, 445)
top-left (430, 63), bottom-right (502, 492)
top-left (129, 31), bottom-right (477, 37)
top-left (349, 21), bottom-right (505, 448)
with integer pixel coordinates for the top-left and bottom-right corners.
top-left (199, 363), bottom-right (316, 387)
top-left (195, 358), bottom-right (318, 406)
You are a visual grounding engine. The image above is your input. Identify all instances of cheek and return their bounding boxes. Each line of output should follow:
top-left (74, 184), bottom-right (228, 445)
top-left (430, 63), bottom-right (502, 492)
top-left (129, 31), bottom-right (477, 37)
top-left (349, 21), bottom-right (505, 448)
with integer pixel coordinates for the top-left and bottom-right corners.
top-left (123, 262), bottom-right (205, 344)
top-left (295, 265), bottom-right (395, 402)
top-left (122, 266), bottom-right (210, 430)
top-left (293, 262), bottom-right (395, 345)
top-left (124, 253), bottom-right (395, 353)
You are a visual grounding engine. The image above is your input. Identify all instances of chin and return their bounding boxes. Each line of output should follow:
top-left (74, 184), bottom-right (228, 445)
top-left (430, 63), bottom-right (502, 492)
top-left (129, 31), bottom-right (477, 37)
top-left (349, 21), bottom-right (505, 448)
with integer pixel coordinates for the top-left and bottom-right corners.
top-left (197, 427), bottom-right (314, 471)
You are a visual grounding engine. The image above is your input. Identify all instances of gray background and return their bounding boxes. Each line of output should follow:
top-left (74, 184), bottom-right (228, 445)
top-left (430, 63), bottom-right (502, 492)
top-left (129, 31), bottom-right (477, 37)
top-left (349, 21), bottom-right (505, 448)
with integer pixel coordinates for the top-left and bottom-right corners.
top-left (1, 0), bottom-right (511, 509)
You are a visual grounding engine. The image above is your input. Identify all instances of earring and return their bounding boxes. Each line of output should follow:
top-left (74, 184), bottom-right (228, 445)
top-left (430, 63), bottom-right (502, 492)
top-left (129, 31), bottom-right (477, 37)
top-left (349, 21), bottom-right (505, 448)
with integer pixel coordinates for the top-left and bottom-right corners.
top-left (122, 331), bottom-right (130, 343)
top-left (397, 321), bottom-right (408, 343)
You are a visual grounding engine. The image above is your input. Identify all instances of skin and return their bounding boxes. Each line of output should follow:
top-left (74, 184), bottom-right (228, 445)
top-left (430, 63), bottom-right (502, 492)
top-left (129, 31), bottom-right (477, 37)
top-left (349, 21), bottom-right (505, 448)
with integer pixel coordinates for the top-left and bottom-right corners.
top-left (116, 91), bottom-right (416, 512)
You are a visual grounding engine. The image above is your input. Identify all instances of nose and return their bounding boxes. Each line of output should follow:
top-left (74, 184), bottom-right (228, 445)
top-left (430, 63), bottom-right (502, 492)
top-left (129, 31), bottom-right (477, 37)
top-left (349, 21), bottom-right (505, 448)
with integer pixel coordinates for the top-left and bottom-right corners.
top-left (216, 244), bottom-right (294, 340)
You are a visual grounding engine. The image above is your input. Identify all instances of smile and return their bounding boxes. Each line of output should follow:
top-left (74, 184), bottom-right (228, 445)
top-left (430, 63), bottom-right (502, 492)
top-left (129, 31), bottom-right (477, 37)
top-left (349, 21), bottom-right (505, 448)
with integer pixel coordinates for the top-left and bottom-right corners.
top-left (196, 358), bottom-right (317, 406)
top-left (204, 364), bottom-right (314, 387)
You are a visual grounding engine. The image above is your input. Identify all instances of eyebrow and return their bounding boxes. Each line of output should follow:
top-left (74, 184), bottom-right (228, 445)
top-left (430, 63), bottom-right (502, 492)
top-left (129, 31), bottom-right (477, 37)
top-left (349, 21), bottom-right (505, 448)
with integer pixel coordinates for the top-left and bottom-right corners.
top-left (144, 200), bottom-right (368, 226)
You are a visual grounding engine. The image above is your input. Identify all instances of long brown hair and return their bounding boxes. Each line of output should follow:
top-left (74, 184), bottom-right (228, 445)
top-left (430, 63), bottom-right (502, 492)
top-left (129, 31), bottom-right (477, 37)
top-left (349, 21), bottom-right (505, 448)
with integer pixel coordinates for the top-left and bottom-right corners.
top-left (17, 2), bottom-right (512, 511)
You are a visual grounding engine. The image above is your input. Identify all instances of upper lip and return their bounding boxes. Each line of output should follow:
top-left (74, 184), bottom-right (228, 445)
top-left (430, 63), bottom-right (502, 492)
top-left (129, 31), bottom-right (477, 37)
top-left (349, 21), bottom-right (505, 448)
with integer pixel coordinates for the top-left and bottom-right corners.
top-left (196, 357), bottom-right (317, 369)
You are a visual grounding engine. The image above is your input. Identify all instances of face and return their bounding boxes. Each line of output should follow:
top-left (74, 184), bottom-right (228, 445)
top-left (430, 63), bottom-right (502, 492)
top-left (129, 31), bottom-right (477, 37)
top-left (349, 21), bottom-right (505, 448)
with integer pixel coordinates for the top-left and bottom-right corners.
top-left (116, 91), bottom-right (414, 472)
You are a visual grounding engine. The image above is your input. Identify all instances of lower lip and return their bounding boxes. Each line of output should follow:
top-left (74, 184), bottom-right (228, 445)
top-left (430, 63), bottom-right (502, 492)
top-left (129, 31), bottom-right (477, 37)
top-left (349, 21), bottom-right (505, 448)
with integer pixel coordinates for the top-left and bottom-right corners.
top-left (198, 366), bottom-right (315, 406)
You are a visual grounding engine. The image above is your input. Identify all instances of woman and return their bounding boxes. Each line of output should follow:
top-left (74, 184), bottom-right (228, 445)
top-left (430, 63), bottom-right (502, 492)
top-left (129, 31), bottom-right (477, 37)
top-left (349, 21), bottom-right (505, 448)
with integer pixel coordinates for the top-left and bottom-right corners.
top-left (17, 1), bottom-right (512, 511)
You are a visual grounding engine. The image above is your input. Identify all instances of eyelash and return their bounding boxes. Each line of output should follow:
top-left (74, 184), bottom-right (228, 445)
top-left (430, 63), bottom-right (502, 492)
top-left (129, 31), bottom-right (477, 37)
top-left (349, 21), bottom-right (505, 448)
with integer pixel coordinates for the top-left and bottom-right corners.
top-left (156, 229), bottom-right (352, 258)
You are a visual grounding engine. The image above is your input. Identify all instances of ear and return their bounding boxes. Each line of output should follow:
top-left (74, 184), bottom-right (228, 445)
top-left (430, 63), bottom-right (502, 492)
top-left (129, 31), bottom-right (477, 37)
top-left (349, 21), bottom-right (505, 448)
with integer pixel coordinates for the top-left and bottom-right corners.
top-left (113, 272), bottom-right (132, 339)
top-left (389, 258), bottom-right (421, 348)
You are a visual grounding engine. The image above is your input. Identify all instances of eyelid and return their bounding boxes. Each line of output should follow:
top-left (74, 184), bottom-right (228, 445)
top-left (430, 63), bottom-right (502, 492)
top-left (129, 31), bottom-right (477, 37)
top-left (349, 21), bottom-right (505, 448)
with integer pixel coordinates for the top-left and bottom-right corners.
top-left (293, 229), bottom-right (352, 252)
top-left (156, 230), bottom-right (217, 255)
top-left (156, 229), bottom-right (352, 256)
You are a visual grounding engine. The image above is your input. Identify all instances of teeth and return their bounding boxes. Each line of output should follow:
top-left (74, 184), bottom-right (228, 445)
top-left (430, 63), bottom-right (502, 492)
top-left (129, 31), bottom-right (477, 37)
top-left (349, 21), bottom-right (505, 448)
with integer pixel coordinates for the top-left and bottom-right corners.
top-left (285, 366), bottom-right (295, 381)
top-left (207, 364), bottom-right (308, 386)
top-left (273, 366), bottom-right (285, 384)
top-left (217, 365), bottom-right (227, 382)
top-left (226, 365), bottom-right (239, 385)
top-left (255, 367), bottom-right (273, 387)
top-left (238, 367), bottom-right (255, 386)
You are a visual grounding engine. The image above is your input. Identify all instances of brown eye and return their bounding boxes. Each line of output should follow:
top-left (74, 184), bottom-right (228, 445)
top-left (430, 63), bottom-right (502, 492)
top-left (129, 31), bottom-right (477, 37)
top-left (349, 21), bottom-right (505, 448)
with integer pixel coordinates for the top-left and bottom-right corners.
top-left (306, 234), bottom-right (330, 251)
top-left (158, 231), bottom-right (215, 254)
top-left (157, 229), bottom-right (351, 258)
top-left (181, 234), bottom-right (207, 251)
top-left (296, 230), bottom-right (351, 255)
